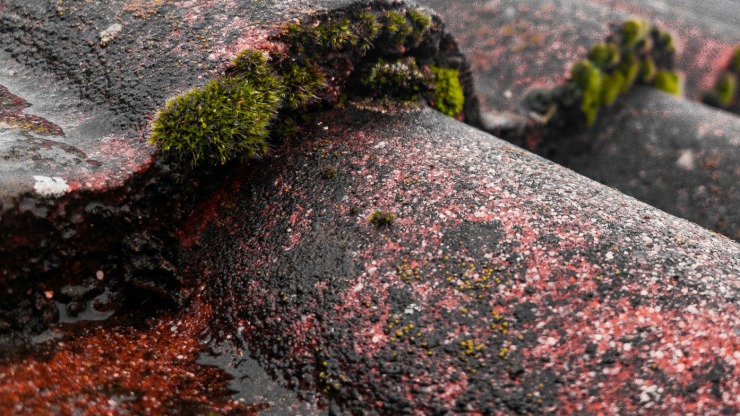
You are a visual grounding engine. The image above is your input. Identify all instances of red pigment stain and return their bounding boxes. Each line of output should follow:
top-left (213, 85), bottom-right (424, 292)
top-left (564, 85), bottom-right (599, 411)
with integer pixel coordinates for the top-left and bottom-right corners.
top-left (0, 300), bottom-right (261, 415)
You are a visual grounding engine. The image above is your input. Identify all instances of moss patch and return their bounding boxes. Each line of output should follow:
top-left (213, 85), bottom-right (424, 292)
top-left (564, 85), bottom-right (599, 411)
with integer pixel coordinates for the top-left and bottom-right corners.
top-left (702, 46), bottom-right (740, 111)
top-left (151, 5), bottom-right (466, 165)
top-left (150, 52), bottom-right (284, 166)
top-left (524, 17), bottom-right (679, 129)
top-left (729, 46), bottom-right (740, 73)
top-left (430, 66), bottom-right (464, 117)
top-left (653, 70), bottom-right (681, 95)
top-left (362, 58), bottom-right (431, 102)
top-left (369, 210), bottom-right (396, 227)
top-left (714, 72), bottom-right (737, 106)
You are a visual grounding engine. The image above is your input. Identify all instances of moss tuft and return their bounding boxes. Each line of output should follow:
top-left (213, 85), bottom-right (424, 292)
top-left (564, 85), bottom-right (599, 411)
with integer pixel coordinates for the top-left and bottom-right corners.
top-left (653, 70), bottom-right (681, 95)
top-left (280, 60), bottom-right (325, 110)
top-left (369, 210), bottom-right (396, 227)
top-left (362, 58), bottom-right (430, 102)
top-left (655, 30), bottom-right (675, 53)
top-left (380, 11), bottom-right (413, 47)
top-left (588, 43), bottom-right (620, 68)
top-left (601, 70), bottom-right (625, 106)
top-left (356, 12), bottom-right (381, 51)
top-left (621, 18), bottom-right (649, 49)
top-left (730, 46), bottom-right (740, 73)
top-left (323, 18), bottom-right (359, 51)
top-left (714, 72), bottom-right (737, 106)
top-left (406, 9), bottom-right (432, 46)
top-left (150, 75), bottom-right (284, 166)
top-left (640, 57), bottom-right (657, 83)
top-left (232, 49), bottom-right (277, 84)
top-left (570, 60), bottom-right (603, 124)
top-left (430, 66), bottom-right (464, 117)
top-left (617, 52), bottom-right (640, 93)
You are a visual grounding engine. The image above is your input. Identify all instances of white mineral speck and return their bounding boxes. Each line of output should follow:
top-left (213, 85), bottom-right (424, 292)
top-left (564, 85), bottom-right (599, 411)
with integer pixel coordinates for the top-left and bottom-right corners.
top-left (33, 175), bottom-right (68, 197)
top-left (100, 23), bottom-right (123, 45)
top-left (676, 149), bottom-right (695, 171)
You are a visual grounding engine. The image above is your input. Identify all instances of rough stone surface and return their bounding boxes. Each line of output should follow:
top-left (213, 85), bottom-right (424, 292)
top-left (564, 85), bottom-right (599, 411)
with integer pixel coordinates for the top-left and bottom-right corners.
top-left (181, 108), bottom-right (740, 414)
top-left (1, 0), bottom-right (739, 414)
top-left (547, 86), bottom-right (740, 241)
top-left (0, 0), bottom-right (479, 338)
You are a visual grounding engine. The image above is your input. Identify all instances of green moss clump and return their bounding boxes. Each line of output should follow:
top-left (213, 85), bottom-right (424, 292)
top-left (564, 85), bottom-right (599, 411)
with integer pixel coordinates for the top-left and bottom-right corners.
top-left (282, 18), bottom-right (358, 54)
top-left (588, 43), bottom-right (620, 68)
top-left (714, 72), bottom-right (737, 106)
top-left (321, 165), bottom-right (338, 180)
top-left (653, 70), bottom-right (681, 95)
top-left (640, 57), bottom-right (657, 83)
top-left (730, 46), bottom-right (740, 73)
top-left (233, 49), bottom-right (278, 84)
top-left (323, 18), bottom-right (359, 51)
top-left (406, 9), bottom-right (432, 46)
top-left (571, 60), bottom-right (603, 124)
top-left (356, 12), bottom-right (381, 51)
top-left (601, 71), bottom-right (625, 106)
top-left (430, 66), bottom-right (464, 117)
top-left (380, 10), bottom-right (413, 47)
top-left (655, 30), bottom-right (675, 53)
top-left (369, 210), bottom-right (396, 227)
top-left (621, 18), bottom-right (649, 49)
top-left (280, 60), bottom-right (325, 110)
top-left (617, 52), bottom-right (640, 93)
top-left (150, 76), bottom-right (284, 166)
top-left (363, 58), bottom-right (430, 102)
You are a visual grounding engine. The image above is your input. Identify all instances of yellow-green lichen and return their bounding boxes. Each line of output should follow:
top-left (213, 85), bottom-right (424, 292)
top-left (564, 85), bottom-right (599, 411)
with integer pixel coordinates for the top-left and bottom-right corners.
top-left (369, 210), bottom-right (396, 227)
top-left (430, 66), bottom-right (464, 117)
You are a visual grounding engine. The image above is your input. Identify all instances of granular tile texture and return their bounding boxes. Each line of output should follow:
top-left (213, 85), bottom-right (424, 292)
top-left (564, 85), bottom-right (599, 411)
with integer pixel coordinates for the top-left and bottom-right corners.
top-left (549, 86), bottom-right (740, 242)
top-left (182, 107), bottom-right (740, 414)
